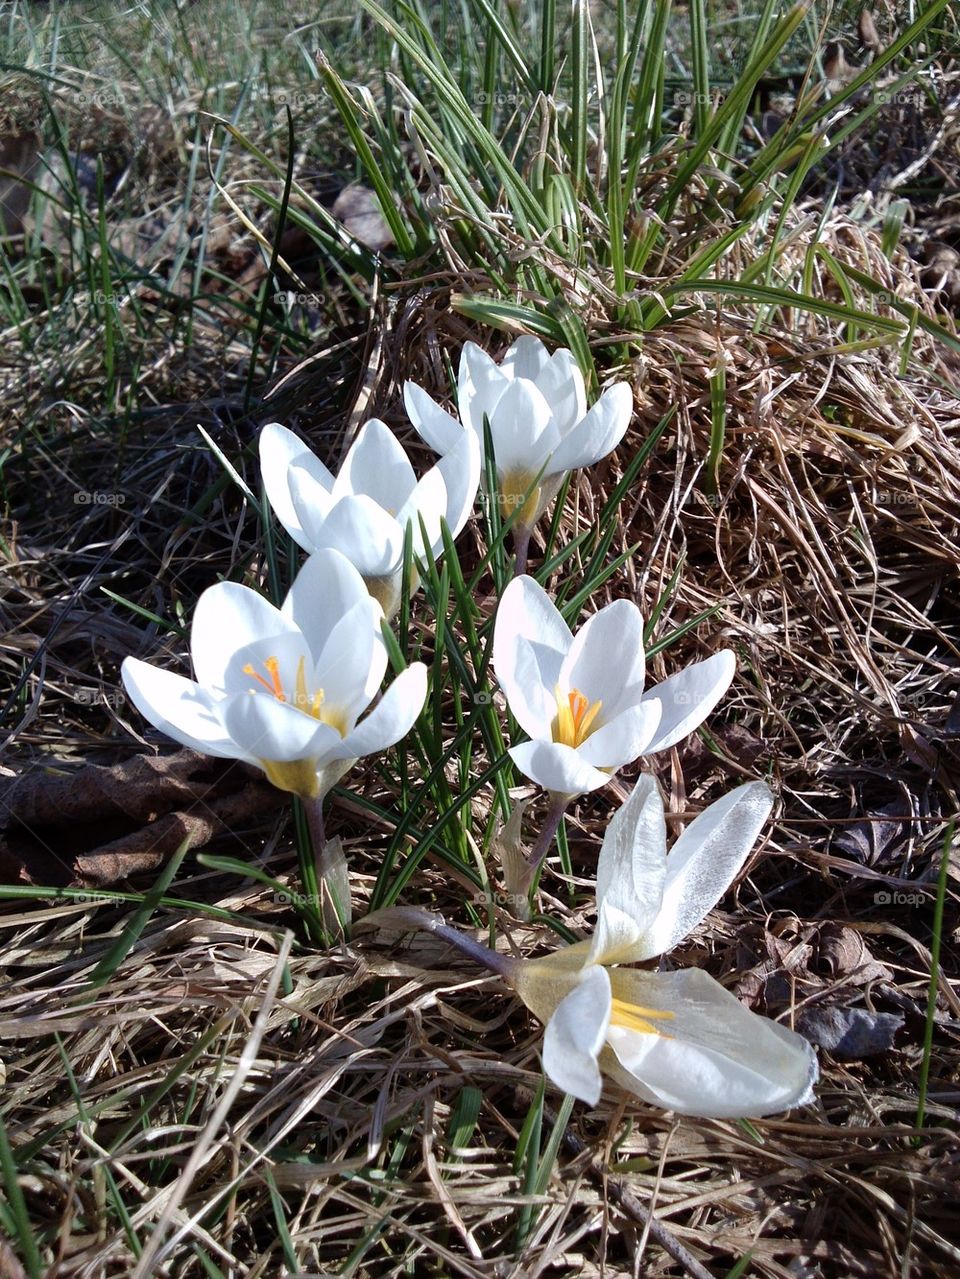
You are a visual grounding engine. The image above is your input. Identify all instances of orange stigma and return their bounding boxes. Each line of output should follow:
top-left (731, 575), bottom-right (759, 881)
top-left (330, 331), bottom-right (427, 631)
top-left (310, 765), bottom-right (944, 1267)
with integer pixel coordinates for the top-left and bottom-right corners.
top-left (243, 655), bottom-right (285, 701)
top-left (553, 685), bottom-right (603, 748)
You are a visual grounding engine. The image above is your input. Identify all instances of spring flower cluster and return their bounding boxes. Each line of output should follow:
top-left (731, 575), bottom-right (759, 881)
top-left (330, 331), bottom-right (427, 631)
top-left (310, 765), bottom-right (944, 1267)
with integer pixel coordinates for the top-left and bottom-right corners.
top-left (122, 334), bottom-right (818, 1121)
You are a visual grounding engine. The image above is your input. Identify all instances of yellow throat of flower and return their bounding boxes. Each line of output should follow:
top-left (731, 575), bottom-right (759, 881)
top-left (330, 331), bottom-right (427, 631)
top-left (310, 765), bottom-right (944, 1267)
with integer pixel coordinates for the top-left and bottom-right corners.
top-left (609, 997), bottom-right (675, 1039)
top-left (242, 655), bottom-right (349, 799)
top-left (552, 685), bottom-right (603, 749)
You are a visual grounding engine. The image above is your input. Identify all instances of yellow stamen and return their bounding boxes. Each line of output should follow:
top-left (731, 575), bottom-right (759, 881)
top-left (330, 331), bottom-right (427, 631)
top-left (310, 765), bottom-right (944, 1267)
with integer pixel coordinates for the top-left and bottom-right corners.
top-left (552, 685), bottom-right (603, 748)
top-left (243, 655), bottom-right (286, 701)
top-left (609, 997), bottom-right (675, 1039)
top-left (245, 655), bottom-right (329, 722)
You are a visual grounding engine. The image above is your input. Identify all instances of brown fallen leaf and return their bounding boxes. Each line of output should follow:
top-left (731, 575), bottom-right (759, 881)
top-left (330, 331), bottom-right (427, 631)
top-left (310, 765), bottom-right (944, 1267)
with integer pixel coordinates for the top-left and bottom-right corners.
top-left (331, 183), bottom-right (395, 251)
top-left (0, 750), bottom-right (282, 887)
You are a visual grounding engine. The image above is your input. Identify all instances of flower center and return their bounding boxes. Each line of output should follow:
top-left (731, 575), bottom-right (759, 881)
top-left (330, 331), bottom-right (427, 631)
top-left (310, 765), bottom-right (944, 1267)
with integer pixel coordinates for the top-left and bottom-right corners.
top-left (609, 997), bottom-right (675, 1038)
top-left (243, 655), bottom-right (325, 719)
top-left (552, 685), bottom-right (603, 749)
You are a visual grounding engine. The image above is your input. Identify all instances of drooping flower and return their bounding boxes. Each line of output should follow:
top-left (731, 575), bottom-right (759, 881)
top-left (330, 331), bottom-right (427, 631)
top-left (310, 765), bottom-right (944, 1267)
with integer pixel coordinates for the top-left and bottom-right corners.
top-left (403, 336), bottom-right (632, 558)
top-left (492, 575), bottom-right (735, 797)
top-left (508, 775), bottom-right (818, 1116)
top-left (259, 418), bottom-right (481, 618)
top-left (121, 548), bottom-right (428, 802)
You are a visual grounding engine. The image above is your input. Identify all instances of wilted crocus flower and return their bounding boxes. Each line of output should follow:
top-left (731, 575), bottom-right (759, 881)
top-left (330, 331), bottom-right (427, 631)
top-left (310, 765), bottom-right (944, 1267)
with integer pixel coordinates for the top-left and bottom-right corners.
top-left (259, 418), bottom-right (481, 618)
top-left (370, 776), bottom-right (818, 1118)
top-left (403, 336), bottom-right (632, 570)
top-left (510, 775), bottom-right (818, 1115)
top-left (493, 575), bottom-right (735, 798)
top-left (121, 548), bottom-right (428, 804)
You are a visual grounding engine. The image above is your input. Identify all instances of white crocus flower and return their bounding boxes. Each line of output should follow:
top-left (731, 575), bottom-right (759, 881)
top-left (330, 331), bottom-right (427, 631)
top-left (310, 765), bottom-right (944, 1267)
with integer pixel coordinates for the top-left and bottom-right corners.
top-left (403, 336), bottom-right (632, 555)
top-left (259, 418), bottom-right (481, 619)
top-left (492, 575), bottom-right (735, 797)
top-left (121, 548), bottom-right (428, 802)
top-left (510, 775), bottom-right (819, 1116)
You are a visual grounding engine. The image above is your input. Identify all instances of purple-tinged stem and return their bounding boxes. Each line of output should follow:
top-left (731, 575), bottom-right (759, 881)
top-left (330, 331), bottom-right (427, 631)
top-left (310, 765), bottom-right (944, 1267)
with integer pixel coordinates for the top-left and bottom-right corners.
top-left (363, 906), bottom-right (518, 980)
top-left (512, 524), bottom-right (533, 577)
top-left (526, 792), bottom-right (569, 880)
top-left (304, 795), bottom-right (326, 880)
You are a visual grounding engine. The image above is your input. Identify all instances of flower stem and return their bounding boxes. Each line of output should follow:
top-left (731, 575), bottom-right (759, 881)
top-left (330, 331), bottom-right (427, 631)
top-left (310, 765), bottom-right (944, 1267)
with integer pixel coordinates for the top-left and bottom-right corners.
top-left (304, 794), bottom-right (326, 880)
top-left (526, 792), bottom-right (569, 880)
top-left (364, 906), bottom-right (518, 980)
top-left (512, 524), bottom-right (533, 577)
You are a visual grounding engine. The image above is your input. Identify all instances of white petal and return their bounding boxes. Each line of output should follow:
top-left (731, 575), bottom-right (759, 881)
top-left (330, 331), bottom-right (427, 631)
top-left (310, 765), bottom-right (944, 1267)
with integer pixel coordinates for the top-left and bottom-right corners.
top-left (281, 547), bottom-right (377, 664)
top-left (604, 967), bottom-right (819, 1118)
top-left (487, 379), bottom-right (559, 475)
top-left (576, 701), bottom-right (662, 767)
top-left (309, 600), bottom-right (381, 730)
top-left (403, 382), bottom-right (466, 456)
top-left (120, 657), bottom-right (244, 759)
top-left (542, 965), bottom-right (611, 1106)
top-left (332, 418), bottom-right (417, 509)
top-left (493, 574), bottom-right (572, 679)
top-left (558, 598), bottom-right (646, 722)
top-left (434, 425), bottom-right (482, 543)
top-left (458, 341), bottom-right (508, 439)
top-left (545, 383), bottom-right (633, 475)
top-left (495, 635), bottom-right (558, 740)
top-left (640, 650), bottom-right (736, 754)
top-left (259, 422), bottom-right (335, 548)
top-left (190, 581), bottom-right (294, 693)
top-left (220, 690), bottom-right (339, 763)
top-left (539, 347), bottom-right (588, 433)
top-left (637, 782), bottom-right (773, 960)
top-left (293, 491), bottom-right (405, 578)
top-left (333, 663), bottom-right (428, 759)
top-left (394, 462), bottom-right (446, 557)
top-left (588, 775), bottom-right (667, 966)
top-left (508, 740), bottom-right (611, 796)
top-left (500, 335), bottom-right (551, 381)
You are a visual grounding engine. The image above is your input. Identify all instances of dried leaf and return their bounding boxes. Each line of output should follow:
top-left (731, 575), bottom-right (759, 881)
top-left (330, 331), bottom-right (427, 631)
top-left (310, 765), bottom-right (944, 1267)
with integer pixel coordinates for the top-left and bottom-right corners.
top-left (318, 835), bottom-right (351, 939)
top-left (798, 1005), bottom-right (903, 1059)
top-left (832, 802), bottom-right (915, 867)
top-left (0, 750), bottom-right (281, 886)
top-left (815, 924), bottom-right (892, 984)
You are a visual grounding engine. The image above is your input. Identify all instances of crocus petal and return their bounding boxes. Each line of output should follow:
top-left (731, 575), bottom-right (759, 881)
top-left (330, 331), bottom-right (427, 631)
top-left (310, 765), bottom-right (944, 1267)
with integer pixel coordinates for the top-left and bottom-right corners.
top-left (221, 689), bottom-right (339, 764)
top-left (493, 575), bottom-right (572, 677)
top-left (403, 382), bottom-right (465, 456)
top-left (332, 662), bottom-right (428, 760)
top-left (434, 425), bottom-right (482, 544)
top-left (603, 967), bottom-right (819, 1118)
top-left (587, 774), bottom-right (667, 966)
top-left (575, 701), bottom-right (662, 768)
top-left (542, 965), bottom-right (612, 1106)
top-left (500, 334), bottom-right (551, 382)
top-left (495, 635), bottom-right (559, 740)
top-left (332, 418), bottom-right (417, 510)
top-left (120, 658), bottom-right (246, 760)
top-left (191, 582), bottom-right (295, 693)
top-left (458, 341), bottom-right (508, 440)
top-left (281, 547), bottom-right (379, 663)
top-left (309, 600), bottom-right (380, 731)
top-left (557, 598), bottom-right (646, 722)
top-left (293, 490), bottom-right (405, 579)
top-left (394, 462), bottom-right (446, 557)
top-left (487, 379), bottom-right (559, 475)
top-left (542, 347), bottom-right (588, 432)
top-left (640, 650), bottom-right (736, 754)
top-left (635, 781), bottom-right (773, 961)
top-left (259, 422), bottom-right (335, 547)
top-left (509, 740), bottom-right (611, 796)
top-left (544, 383), bottom-right (633, 476)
